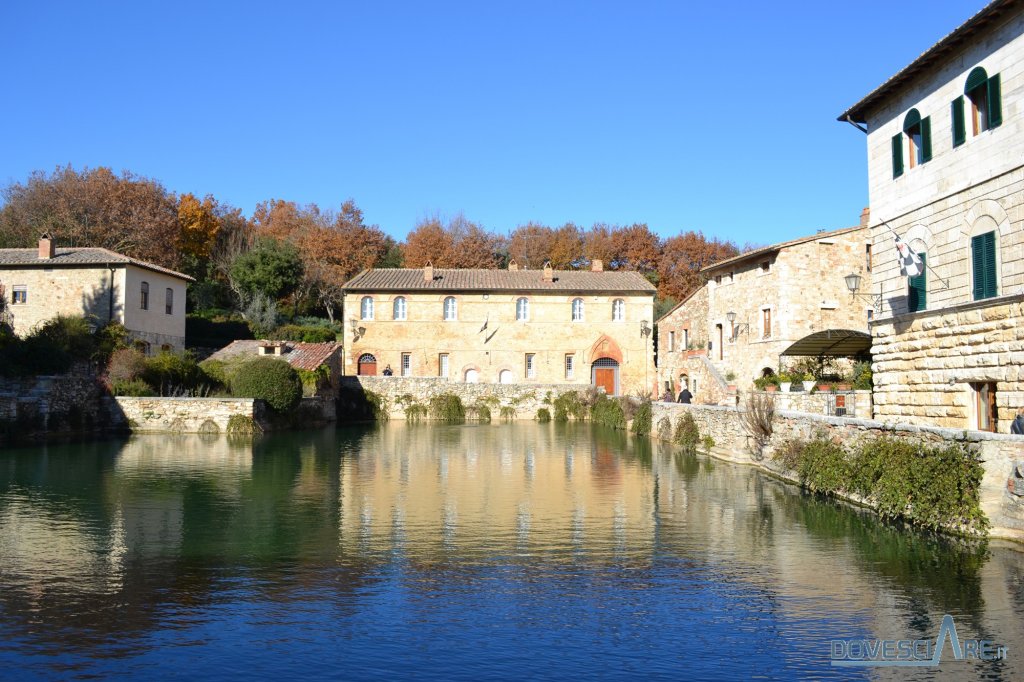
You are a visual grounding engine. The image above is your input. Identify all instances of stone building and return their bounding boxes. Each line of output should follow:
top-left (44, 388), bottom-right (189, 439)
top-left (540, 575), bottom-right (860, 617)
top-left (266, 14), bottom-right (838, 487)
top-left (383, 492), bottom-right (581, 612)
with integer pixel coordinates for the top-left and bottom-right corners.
top-left (0, 236), bottom-right (192, 352)
top-left (838, 0), bottom-right (1024, 432)
top-left (205, 340), bottom-right (345, 396)
top-left (342, 262), bottom-right (656, 396)
top-left (656, 225), bottom-right (871, 404)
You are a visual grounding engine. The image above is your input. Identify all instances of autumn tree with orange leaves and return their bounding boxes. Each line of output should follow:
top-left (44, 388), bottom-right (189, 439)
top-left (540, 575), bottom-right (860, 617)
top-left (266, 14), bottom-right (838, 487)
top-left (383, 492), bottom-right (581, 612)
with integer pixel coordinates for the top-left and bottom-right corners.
top-left (403, 214), bottom-right (505, 268)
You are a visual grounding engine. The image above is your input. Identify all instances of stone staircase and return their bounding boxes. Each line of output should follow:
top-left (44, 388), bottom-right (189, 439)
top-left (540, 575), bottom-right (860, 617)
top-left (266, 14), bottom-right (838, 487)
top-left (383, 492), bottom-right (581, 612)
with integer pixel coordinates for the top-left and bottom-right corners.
top-left (693, 354), bottom-right (738, 406)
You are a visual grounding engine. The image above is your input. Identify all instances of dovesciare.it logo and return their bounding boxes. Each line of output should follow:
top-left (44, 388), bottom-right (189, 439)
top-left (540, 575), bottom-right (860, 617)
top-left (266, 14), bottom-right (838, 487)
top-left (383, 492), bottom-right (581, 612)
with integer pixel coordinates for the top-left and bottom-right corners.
top-left (831, 615), bottom-right (1007, 668)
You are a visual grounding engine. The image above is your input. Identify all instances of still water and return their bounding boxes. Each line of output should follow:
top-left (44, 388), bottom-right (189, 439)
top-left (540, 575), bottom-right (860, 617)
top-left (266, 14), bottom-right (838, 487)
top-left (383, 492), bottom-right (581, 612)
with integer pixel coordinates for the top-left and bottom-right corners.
top-left (0, 423), bottom-right (1021, 680)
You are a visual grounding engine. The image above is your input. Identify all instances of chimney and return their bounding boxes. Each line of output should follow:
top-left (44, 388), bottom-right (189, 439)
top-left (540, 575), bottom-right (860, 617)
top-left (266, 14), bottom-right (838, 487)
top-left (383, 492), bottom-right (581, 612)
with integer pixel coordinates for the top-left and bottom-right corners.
top-left (542, 261), bottom-right (554, 282)
top-left (38, 234), bottom-right (55, 259)
top-left (591, 259), bottom-right (604, 272)
top-left (860, 207), bottom-right (871, 227)
top-left (424, 261), bottom-right (434, 282)
top-left (508, 259), bottom-right (519, 272)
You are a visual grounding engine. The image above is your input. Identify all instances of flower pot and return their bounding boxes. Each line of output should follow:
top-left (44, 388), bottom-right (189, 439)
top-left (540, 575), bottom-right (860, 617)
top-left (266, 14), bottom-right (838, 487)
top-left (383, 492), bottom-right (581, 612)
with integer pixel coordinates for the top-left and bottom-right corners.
top-left (802, 381), bottom-right (815, 392)
top-left (779, 382), bottom-right (792, 393)
top-left (817, 383), bottom-right (832, 392)
top-left (836, 383), bottom-right (852, 391)
top-left (765, 385), bottom-right (778, 393)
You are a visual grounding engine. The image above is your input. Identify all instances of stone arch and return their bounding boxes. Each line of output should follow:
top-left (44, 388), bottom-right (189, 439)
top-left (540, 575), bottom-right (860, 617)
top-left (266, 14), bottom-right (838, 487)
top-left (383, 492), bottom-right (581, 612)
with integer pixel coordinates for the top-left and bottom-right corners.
top-left (498, 368), bottom-right (514, 384)
top-left (461, 364), bottom-right (482, 383)
top-left (586, 334), bottom-right (623, 364)
top-left (962, 199), bottom-right (1011, 243)
top-left (904, 223), bottom-right (934, 255)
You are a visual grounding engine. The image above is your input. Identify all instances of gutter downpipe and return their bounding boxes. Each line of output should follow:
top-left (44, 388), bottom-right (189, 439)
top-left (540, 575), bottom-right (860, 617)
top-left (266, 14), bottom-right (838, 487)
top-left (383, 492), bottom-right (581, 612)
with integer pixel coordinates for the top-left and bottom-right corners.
top-left (845, 115), bottom-right (868, 134)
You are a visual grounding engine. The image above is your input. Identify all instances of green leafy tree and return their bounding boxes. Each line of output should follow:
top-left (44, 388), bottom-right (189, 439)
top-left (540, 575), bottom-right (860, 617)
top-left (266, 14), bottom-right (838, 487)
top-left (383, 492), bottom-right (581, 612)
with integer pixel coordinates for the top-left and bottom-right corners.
top-left (229, 238), bottom-right (304, 302)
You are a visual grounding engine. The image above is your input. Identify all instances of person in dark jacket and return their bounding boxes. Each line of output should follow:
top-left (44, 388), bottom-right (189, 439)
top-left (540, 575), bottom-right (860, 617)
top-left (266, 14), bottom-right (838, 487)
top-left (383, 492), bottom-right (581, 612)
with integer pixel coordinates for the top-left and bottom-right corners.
top-left (382, 365), bottom-right (394, 376)
top-left (677, 387), bottom-right (693, 404)
top-left (1012, 408), bottom-right (1024, 435)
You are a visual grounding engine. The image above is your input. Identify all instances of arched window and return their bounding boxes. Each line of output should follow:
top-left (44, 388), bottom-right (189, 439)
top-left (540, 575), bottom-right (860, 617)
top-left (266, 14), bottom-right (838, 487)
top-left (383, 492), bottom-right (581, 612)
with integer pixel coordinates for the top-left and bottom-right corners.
top-left (360, 296), bottom-right (374, 320)
top-left (140, 282), bottom-right (149, 310)
top-left (902, 108), bottom-right (931, 169)
top-left (571, 298), bottom-right (584, 322)
top-left (357, 353), bottom-right (377, 376)
top-left (165, 288), bottom-right (174, 315)
top-left (393, 296), bottom-right (407, 320)
top-left (444, 296), bottom-right (457, 321)
top-left (612, 298), bottom-right (625, 321)
top-left (516, 297), bottom-right (529, 321)
top-left (966, 67), bottom-right (1001, 136)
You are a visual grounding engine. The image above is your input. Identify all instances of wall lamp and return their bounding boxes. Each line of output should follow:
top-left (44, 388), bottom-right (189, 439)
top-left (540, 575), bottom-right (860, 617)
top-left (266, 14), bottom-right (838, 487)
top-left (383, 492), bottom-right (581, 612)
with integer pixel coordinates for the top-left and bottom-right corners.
top-left (844, 273), bottom-right (882, 312)
top-left (725, 311), bottom-right (748, 342)
top-left (640, 320), bottom-right (652, 339)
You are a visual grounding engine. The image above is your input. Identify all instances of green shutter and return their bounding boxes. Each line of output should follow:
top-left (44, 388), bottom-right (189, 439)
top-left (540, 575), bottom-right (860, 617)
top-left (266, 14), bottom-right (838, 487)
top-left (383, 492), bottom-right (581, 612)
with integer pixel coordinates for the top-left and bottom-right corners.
top-left (972, 232), bottom-right (998, 300)
top-left (908, 253), bottom-right (926, 312)
top-left (965, 67), bottom-right (988, 93)
top-left (987, 73), bottom-right (1002, 128)
top-left (892, 133), bottom-right (904, 178)
top-left (920, 116), bottom-right (932, 162)
top-left (952, 96), bottom-right (966, 147)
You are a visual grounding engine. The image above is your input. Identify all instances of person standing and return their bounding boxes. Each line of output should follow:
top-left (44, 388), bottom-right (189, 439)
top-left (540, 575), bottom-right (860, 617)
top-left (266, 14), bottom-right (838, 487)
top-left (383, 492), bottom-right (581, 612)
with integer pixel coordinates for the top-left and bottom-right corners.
top-left (1012, 407), bottom-right (1024, 435)
top-left (382, 365), bottom-right (394, 376)
top-left (677, 387), bottom-right (692, 404)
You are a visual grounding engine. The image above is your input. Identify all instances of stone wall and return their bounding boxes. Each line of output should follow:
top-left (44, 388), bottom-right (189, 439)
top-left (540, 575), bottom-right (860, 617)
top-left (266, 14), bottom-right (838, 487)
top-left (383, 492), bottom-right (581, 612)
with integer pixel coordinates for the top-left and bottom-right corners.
top-left (343, 376), bottom-right (588, 420)
top-left (763, 389), bottom-right (871, 419)
top-left (650, 400), bottom-right (1024, 542)
top-left (112, 397), bottom-right (263, 434)
top-left (0, 365), bottom-right (107, 439)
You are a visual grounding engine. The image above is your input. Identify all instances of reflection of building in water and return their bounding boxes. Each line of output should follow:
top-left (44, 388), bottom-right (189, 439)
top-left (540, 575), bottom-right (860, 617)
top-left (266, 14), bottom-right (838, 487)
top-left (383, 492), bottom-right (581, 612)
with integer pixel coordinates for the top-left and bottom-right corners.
top-left (339, 424), bottom-right (657, 561)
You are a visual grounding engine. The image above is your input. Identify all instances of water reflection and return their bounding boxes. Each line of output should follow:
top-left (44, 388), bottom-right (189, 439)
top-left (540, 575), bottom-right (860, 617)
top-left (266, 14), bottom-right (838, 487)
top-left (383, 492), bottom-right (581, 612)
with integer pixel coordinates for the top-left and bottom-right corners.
top-left (0, 424), bottom-right (1020, 680)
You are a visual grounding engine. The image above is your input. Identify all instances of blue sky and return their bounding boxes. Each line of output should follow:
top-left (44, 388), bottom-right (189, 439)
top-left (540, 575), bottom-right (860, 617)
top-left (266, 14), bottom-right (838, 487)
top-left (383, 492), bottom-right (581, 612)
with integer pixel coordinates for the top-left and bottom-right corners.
top-left (0, 1), bottom-right (988, 245)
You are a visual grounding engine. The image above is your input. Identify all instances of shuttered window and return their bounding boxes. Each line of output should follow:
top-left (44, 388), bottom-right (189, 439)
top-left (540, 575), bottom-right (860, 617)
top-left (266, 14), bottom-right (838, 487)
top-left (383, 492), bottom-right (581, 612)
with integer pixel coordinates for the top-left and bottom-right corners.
top-left (902, 109), bottom-right (931, 168)
top-left (971, 232), bottom-right (997, 301)
top-left (966, 67), bottom-right (1002, 135)
top-left (952, 96), bottom-right (966, 147)
top-left (907, 253), bottom-right (927, 312)
top-left (891, 134), bottom-right (904, 178)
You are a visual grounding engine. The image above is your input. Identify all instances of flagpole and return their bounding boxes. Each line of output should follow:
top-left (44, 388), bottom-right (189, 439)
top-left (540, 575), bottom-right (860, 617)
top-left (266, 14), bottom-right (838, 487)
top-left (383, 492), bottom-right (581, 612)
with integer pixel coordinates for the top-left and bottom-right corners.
top-left (876, 220), bottom-right (950, 289)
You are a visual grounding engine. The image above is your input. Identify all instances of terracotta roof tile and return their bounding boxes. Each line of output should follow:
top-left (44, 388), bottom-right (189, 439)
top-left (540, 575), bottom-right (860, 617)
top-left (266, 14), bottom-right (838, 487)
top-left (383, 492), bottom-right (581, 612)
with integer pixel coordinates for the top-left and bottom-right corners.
top-left (0, 247), bottom-right (194, 281)
top-left (344, 268), bottom-right (656, 293)
top-left (206, 340), bottom-right (342, 371)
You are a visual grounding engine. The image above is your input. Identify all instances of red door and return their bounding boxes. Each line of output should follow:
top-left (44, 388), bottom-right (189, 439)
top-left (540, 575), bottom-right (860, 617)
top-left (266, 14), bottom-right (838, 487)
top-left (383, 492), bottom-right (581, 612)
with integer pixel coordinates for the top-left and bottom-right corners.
top-left (594, 368), bottom-right (615, 395)
top-left (357, 354), bottom-right (377, 376)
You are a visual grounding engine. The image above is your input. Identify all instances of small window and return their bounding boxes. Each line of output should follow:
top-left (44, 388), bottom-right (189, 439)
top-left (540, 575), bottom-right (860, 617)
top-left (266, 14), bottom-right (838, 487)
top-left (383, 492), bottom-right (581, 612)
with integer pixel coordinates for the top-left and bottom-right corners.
top-left (393, 296), bottom-right (407, 320)
top-left (865, 244), bottom-right (872, 272)
top-left (728, 272), bottom-right (734, 283)
top-left (762, 308), bottom-right (771, 339)
top-left (11, 285), bottom-right (27, 304)
top-left (612, 298), bottom-right (624, 321)
top-left (565, 354), bottom-right (574, 379)
top-left (516, 297), bottom-right (529, 321)
top-left (444, 296), bottom-right (457, 321)
top-left (525, 353), bottom-right (536, 379)
top-left (971, 231), bottom-right (997, 301)
top-left (965, 67), bottom-right (1002, 137)
top-left (571, 298), bottom-right (584, 322)
top-left (714, 275), bottom-right (722, 285)
top-left (140, 282), bottom-right (149, 310)
top-left (908, 253), bottom-right (927, 312)
top-left (760, 261), bottom-right (770, 273)
top-left (668, 331), bottom-right (675, 352)
top-left (682, 328), bottom-right (689, 350)
top-left (439, 353), bottom-right (449, 378)
top-left (165, 288), bottom-right (173, 315)
top-left (902, 108), bottom-right (932, 168)
top-left (401, 352), bottom-right (411, 377)
top-left (971, 381), bottom-right (998, 432)
top-left (360, 296), bottom-right (374, 320)
top-left (134, 340), bottom-right (151, 356)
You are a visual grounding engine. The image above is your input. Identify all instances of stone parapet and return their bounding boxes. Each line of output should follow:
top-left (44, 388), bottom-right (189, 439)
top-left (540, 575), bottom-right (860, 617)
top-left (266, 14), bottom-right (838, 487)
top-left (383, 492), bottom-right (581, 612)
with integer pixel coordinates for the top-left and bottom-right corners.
top-left (112, 397), bottom-right (263, 434)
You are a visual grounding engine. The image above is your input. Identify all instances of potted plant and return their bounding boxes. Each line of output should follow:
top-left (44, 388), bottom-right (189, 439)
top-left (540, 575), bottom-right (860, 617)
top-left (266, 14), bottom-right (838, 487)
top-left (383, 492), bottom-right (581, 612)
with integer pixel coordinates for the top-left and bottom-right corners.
top-left (778, 372), bottom-right (792, 393)
top-left (800, 372), bottom-right (815, 392)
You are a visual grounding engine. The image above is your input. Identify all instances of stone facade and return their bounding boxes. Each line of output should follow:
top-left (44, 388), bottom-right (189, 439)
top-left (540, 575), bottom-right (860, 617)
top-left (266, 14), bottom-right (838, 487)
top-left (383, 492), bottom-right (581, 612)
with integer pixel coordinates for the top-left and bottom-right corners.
top-left (112, 397), bottom-right (263, 434)
top-left (343, 264), bottom-right (656, 396)
top-left (343, 375), bottom-right (586, 420)
top-left (0, 240), bottom-right (190, 353)
top-left (841, 2), bottom-right (1024, 432)
top-left (650, 400), bottom-right (1024, 542)
top-left (657, 226), bottom-right (871, 402)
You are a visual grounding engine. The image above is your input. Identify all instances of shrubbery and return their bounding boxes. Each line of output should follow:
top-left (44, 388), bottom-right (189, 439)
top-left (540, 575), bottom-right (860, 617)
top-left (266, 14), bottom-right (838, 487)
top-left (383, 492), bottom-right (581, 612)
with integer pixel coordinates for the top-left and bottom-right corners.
top-left (429, 393), bottom-right (465, 423)
top-left (0, 316), bottom-right (128, 377)
top-left (270, 324), bottom-right (339, 343)
top-left (674, 412), bottom-right (700, 453)
top-left (630, 397), bottom-right (652, 437)
top-left (536, 408), bottom-right (551, 422)
top-left (229, 357), bottom-right (303, 412)
top-left (590, 394), bottom-right (626, 430)
top-left (107, 349), bottom-right (216, 397)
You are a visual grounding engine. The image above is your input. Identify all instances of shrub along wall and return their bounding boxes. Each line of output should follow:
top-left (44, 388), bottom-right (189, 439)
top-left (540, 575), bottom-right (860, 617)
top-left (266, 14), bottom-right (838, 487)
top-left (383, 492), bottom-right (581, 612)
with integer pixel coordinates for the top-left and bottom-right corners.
top-left (650, 401), bottom-right (1024, 542)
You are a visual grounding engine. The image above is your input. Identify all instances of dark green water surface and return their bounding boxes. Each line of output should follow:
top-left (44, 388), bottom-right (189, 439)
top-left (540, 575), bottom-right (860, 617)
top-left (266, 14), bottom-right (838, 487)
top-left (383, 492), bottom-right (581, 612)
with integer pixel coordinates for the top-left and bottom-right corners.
top-left (0, 423), bottom-right (1021, 680)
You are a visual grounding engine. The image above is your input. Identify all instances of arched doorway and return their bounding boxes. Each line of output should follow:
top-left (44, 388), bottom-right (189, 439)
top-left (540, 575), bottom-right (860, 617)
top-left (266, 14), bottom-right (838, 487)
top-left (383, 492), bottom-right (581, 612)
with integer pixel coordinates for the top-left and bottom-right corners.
top-left (591, 357), bottom-right (619, 395)
top-left (464, 368), bottom-right (479, 383)
top-left (679, 373), bottom-right (688, 390)
top-left (498, 369), bottom-right (513, 384)
top-left (357, 353), bottom-right (377, 376)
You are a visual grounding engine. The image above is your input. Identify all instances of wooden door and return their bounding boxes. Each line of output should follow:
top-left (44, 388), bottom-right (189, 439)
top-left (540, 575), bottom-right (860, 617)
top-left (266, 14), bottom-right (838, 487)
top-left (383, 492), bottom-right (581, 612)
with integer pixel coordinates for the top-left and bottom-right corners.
top-left (358, 359), bottom-right (377, 376)
top-left (595, 368), bottom-right (615, 395)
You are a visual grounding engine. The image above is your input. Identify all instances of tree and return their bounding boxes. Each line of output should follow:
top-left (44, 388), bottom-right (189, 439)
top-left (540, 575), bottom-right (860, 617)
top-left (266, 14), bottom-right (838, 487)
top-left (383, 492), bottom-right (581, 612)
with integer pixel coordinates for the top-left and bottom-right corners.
top-left (657, 231), bottom-right (740, 301)
top-left (229, 238), bottom-right (304, 302)
top-left (584, 223), bottom-right (618, 269)
top-left (508, 222), bottom-right (554, 268)
top-left (176, 193), bottom-right (221, 278)
top-left (402, 217), bottom-right (457, 267)
top-left (611, 223), bottom-right (662, 274)
top-left (0, 165), bottom-right (181, 268)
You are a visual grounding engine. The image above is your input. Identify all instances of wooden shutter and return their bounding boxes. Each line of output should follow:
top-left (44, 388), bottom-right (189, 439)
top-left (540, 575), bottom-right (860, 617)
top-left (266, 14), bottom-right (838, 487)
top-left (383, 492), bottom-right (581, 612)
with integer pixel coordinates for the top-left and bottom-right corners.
top-left (972, 232), bottom-right (997, 300)
top-left (891, 134), bottom-right (904, 178)
top-left (952, 97), bottom-right (966, 147)
top-left (920, 117), bottom-right (932, 162)
top-left (987, 73), bottom-right (1002, 128)
top-left (908, 253), bottom-right (926, 312)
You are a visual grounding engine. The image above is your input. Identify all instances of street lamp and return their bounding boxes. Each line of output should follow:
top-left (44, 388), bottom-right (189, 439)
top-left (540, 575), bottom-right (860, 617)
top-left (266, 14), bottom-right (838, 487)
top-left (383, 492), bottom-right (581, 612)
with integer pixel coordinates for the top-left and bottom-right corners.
top-left (725, 311), bottom-right (748, 342)
top-left (844, 273), bottom-right (882, 311)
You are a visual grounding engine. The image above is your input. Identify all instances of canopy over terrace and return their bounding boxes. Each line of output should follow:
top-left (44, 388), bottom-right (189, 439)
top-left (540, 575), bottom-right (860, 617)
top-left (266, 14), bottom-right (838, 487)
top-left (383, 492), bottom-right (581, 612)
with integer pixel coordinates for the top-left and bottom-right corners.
top-left (780, 329), bottom-right (872, 358)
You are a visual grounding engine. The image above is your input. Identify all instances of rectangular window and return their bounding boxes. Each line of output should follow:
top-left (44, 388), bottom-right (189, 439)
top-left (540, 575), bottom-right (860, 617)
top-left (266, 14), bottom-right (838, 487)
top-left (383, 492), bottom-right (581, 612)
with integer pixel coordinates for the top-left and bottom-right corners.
top-left (165, 288), bottom-right (174, 315)
top-left (401, 352), bottom-right (411, 377)
top-left (865, 244), bottom-right (872, 272)
top-left (971, 232), bottom-right (997, 301)
top-left (526, 353), bottom-right (536, 379)
top-left (714, 275), bottom-right (722, 285)
top-left (12, 286), bottom-right (27, 304)
top-left (565, 354), bottom-right (574, 380)
top-left (668, 331), bottom-right (675, 352)
top-left (683, 328), bottom-right (689, 350)
top-left (907, 253), bottom-right (927, 312)
top-left (972, 382), bottom-right (997, 432)
top-left (439, 353), bottom-right (449, 378)
top-left (140, 282), bottom-right (149, 310)
top-left (760, 261), bottom-right (770, 273)
top-left (762, 308), bottom-right (771, 339)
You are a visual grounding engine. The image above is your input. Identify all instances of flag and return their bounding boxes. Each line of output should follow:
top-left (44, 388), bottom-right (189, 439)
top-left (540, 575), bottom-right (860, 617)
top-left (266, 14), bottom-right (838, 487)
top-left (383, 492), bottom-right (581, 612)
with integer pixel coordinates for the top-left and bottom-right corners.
top-left (894, 235), bottom-right (924, 277)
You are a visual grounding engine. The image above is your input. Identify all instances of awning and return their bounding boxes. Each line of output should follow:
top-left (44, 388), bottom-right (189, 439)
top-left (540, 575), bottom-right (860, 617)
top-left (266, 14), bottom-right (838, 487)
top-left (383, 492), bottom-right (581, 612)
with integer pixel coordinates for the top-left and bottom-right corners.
top-left (780, 329), bottom-right (872, 357)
